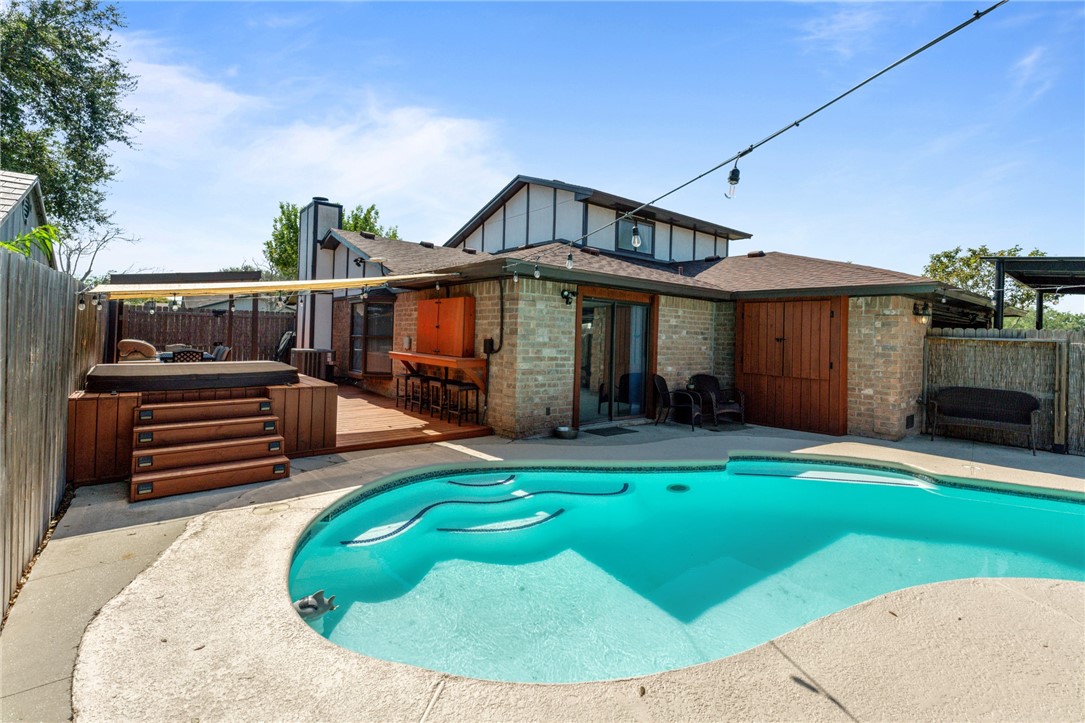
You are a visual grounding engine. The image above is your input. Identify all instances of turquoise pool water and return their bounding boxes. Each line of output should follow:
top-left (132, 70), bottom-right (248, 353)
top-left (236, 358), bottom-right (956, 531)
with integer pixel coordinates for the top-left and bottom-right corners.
top-left (288, 458), bottom-right (1085, 683)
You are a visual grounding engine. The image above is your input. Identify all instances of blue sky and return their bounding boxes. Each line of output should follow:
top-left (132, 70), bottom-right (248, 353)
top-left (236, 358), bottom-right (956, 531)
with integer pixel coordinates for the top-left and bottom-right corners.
top-left (103, 1), bottom-right (1084, 309)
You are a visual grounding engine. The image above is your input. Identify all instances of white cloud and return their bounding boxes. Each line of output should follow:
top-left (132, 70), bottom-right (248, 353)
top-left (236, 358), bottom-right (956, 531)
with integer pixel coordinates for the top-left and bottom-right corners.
top-left (1010, 46), bottom-right (1055, 104)
top-left (100, 38), bottom-right (514, 274)
top-left (800, 4), bottom-right (887, 60)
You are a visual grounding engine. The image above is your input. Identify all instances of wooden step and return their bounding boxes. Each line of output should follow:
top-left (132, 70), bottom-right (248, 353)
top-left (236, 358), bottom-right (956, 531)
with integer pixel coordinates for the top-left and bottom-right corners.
top-left (134, 397), bottom-right (273, 425)
top-left (130, 457), bottom-right (291, 501)
top-left (133, 416), bottom-right (279, 448)
top-left (131, 435), bottom-right (285, 473)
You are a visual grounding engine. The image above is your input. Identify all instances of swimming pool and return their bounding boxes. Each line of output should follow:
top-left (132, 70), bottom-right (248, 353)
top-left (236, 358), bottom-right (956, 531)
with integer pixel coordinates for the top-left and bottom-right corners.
top-left (288, 455), bottom-right (1085, 683)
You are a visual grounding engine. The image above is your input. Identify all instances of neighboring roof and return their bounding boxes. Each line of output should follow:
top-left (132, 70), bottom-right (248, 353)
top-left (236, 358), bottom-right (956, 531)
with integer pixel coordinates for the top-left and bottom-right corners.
top-left (89, 273), bottom-right (454, 299)
top-left (982, 256), bottom-right (1085, 295)
top-left (325, 229), bottom-right (486, 275)
top-left (0, 170), bottom-right (47, 226)
top-left (444, 175), bottom-right (752, 249)
top-left (691, 252), bottom-right (948, 298)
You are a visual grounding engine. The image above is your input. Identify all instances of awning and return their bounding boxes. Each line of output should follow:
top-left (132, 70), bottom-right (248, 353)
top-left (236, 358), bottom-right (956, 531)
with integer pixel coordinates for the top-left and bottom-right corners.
top-left (88, 272), bottom-right (456, 300)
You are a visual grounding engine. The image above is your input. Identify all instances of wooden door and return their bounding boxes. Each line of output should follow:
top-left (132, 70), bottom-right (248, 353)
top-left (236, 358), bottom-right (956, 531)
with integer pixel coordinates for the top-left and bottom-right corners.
top-left (736, 298), bottom-right (847, 435)
top-left (417, 297), bottom-right (475, 356)
top-left (416, 300), bottom-right (439, 354)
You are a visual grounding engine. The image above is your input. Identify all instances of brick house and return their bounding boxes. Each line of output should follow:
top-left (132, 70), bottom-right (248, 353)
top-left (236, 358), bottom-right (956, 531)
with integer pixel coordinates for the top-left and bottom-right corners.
top-left (298, 176), bottom-right (995, 440)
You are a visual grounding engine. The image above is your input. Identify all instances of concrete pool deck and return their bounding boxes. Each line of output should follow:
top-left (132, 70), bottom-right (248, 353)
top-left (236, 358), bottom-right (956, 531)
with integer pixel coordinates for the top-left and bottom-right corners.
top-left (2, 423), bottom-right (1083, 722)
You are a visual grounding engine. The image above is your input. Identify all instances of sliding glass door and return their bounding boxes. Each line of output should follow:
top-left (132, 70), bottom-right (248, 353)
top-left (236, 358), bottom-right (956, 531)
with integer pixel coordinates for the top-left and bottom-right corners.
top-left (579, 299), bottom-right (648, 425)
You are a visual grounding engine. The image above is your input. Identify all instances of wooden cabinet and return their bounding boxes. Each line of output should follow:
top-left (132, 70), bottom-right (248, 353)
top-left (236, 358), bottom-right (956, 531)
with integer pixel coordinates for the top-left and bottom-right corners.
top-left (416, 297), bottom-right (475, 356)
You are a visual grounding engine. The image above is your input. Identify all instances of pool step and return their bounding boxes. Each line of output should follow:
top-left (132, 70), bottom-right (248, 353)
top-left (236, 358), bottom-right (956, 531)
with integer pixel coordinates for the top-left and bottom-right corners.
top-left (133, 397), bottom-right (273, 425)
top-left (130, 457), bottom-right (291, 501)
top-left (131, 435), bottom-right (285, 473)
top-left (132, 416), bottom-right (279, 448)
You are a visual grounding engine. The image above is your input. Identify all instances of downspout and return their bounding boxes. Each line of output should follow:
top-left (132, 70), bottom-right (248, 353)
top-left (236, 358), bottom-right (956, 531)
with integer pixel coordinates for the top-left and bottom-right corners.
top-left (482, 278), bottom-right (507, 424)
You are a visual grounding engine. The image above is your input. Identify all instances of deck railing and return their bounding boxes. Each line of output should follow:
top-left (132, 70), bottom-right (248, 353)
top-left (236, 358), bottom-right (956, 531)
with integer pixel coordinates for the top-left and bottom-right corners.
top-left (1, 251), bottom-right (101, 615)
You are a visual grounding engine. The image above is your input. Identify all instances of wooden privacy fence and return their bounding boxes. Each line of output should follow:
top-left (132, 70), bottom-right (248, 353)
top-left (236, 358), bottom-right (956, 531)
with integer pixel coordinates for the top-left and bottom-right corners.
top-left (1, 251), bottom-right (102, 615)
top-left (925, 328), bottom-right (1084, 455)
top-left (122, 308), bottom-right (295, 361)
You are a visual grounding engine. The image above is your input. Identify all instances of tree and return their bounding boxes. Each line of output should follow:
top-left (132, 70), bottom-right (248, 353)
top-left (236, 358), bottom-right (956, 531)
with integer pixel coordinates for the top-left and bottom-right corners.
top-left (342, 204), bottom-right (399, 239)
top-left (262, 201), bottom-right (399, 280)
top-left (923, 245), bottom-right (1059, 310)
top-left (262, 202), bottom-right (300, 279)
top-left (1005, 309), bottom-right (1085, 331)
top-left (1, 0), bottom-right (140, 229)
top-left (53, 222), bottom-right (138, 285)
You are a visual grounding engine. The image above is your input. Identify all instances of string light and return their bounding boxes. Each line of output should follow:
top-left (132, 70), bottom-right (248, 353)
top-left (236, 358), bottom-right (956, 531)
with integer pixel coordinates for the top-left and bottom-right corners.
top-left (77, 294), bottom-right (86, 311)
top-left (631, 224), bottom-right (641, 249)
top-left (725, 163), bottom-right (740, 199)
top-left (361, 289), bottom-right (369, 301)
top-left (513, 269), bottom-right (518, 284)
top-left (533, 263), bottom-right (540, 279)
top-left (435, 280), bottom-right (440, 291)
top-left (275, 292), bottom-right (286, 310)
top-left (566, 253), bottom-right (574, 270)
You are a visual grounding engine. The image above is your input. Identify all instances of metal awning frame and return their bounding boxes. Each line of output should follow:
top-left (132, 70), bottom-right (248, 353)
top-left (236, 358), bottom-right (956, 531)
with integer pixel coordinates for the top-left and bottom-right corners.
top-left (88, 272), bottom-right (457, 300)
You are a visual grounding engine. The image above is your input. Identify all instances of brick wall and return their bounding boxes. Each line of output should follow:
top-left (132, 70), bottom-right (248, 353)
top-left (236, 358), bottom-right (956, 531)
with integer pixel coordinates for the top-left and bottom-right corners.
top-left (655, 296), bottom-right (716, 389)
top-left (714, 302), bottom-right (736, 387)
top-left (847, 295), bottom-right (927, 439)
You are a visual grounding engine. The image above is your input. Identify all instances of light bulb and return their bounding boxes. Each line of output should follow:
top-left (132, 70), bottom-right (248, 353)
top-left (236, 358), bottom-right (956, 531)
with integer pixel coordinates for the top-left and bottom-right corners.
top-left (361, 290), bottom-right (368, 301)
top-left (631, 225), bottom-right (641, 249)
top-left (533, 264), bottom-right (540, 279)
top-left (725, 166), bottom-right (740, 199)
top-left (435, 280), bottom-right (440, 290)
top-left (513, 270), bottom-right (518, 284)
top-left (566, 253), bottom-right (573, 270)
top-left (77, 299), bottom-right (86, 311)
top-left (148, 307), bottom-right (155, 315)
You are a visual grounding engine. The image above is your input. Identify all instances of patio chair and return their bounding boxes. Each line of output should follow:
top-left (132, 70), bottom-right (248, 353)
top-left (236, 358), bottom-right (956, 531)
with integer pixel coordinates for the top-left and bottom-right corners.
top-left (170, 348), bottom-right (207, 363)
top-left (689, 374), bottom-right (745, 426)
top-left (211, 345), bottom-right (232, 361)
top-left (652, 374), bottom-right (702, 430)
top-left (117, 339), bottom-right (157, 362)
top-left (598, 373), bottom-right (636, 415)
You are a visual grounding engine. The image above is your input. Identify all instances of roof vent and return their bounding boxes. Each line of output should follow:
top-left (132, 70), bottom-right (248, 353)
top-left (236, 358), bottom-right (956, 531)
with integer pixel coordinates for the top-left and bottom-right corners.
top-left (462, 247), bottom-right (478, 255)
top-left (419, 241), bottom-right (435, 249)
top-left (747, 250), bottom-right (765, 258)
top-left (579, 246), bottom-right (601, 256)
top-left (312, 196), bottom-right (329, 202)
top-left (704, 254), bottom-right (721, 262)
top-left (360, 231), bottom-right (376, 240)
top-left (677, 265), bottom-right (684, 276)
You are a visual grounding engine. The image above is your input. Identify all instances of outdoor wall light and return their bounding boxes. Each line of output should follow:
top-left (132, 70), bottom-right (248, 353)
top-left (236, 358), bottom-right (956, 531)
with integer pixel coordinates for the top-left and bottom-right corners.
top-left (913, 301), bottom-right (932, 324)
top-left (560, 289), bottom-right (578, 305)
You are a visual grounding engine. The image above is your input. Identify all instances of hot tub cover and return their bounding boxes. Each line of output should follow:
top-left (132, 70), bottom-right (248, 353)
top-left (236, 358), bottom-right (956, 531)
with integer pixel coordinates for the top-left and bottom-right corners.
top-left (85, 361), bottom-right (300, 393)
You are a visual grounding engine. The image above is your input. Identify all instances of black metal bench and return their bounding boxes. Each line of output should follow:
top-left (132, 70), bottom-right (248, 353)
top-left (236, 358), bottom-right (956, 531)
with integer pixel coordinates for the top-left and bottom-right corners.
top-left (927, 386), bottom-right (1041, 455)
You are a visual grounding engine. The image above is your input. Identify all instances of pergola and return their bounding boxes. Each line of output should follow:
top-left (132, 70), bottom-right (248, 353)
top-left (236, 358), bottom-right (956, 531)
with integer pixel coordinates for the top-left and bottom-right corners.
top-left (984, 256), bottom-right (1085, 329)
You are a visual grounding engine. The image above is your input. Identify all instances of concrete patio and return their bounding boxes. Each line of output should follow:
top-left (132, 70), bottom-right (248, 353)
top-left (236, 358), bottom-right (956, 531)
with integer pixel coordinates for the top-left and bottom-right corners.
top-left (1, 422), bottom-right (1082, 722)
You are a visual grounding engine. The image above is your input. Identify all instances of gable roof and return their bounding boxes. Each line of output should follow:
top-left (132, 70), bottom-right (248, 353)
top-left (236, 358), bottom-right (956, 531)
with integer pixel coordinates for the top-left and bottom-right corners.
top-left (444, 175), bottom-right (752, 249)
top-left (0, 170), bottom-right (48, 228)
top-left (325, 229), bottom-right (486, 275)
top-left (691, 251), bottom-right (946, 298)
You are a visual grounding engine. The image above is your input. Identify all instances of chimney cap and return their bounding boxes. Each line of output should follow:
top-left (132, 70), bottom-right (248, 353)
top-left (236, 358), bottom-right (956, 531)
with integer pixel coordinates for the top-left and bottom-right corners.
top-left (312, 196), bottom-right (329, 202)
top-left (747, 250), bottom-right (766, 258)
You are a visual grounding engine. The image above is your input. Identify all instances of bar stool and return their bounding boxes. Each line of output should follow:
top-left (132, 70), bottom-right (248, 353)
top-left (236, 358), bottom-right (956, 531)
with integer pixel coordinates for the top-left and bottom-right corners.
top-left (427, 378), bottom-right (448, 420)
top-left (405, 374), bottom-right (434, 413)
top-left (394, 372), bottom-right (423, 409)
top-left (444, 380), bottom-right (480, 426)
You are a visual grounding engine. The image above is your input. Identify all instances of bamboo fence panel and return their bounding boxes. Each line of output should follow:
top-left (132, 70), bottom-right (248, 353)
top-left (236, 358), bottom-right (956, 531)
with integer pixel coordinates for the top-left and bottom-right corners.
top-left (925, 328), bottom-right (1083, 454)
top-left (122, 308), bottom-right (295, 361)
top-left (1, 251), bottom-right (101, 615)
top-left (1070, 344), bottom-right (1084, 456)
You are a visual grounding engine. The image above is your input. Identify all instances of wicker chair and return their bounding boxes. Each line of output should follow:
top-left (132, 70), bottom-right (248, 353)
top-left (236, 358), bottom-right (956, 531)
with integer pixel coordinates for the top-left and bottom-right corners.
top-left (689, 374), bottom-right (745, 426)
top-left (211, 345), bottom-right (232, 361)
top-left (652, 374), bottom-right (702, 430)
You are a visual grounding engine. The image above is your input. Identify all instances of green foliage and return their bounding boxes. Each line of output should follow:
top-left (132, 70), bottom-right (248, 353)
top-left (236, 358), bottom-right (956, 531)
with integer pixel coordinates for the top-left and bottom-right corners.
top-left (1, 0), bottom-right (140, 230)
top-left (262, 201), bottom-right (399, 280)
top-left (0, 223), bottom-right (57, 258)
top-left (219, 261), bottom-right (290, 282)
top-left (923, 245), bottom-right (1057, 309)
top-left (262, 202), bottom-right (300, 279)
top-left (342, 204), bottom-right (399, 239)
top-left (1005, 309), bottom-right (1085, 331)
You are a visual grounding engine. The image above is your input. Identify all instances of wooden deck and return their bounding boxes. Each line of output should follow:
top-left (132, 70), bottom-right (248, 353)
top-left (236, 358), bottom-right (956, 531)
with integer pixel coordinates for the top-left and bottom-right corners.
top-left (330, 384), bottom-right (491, 454)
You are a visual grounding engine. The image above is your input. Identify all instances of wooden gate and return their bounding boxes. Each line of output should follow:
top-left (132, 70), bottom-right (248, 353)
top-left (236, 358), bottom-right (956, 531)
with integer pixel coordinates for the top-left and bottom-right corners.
top-left (736, 298), bottom-right (847, 435)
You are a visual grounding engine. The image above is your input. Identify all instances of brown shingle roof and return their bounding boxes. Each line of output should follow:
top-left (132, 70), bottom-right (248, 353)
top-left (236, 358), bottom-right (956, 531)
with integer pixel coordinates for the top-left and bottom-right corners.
top-left (692, 252), bottom-right (938, 295)
top-left (329, 230), bottom-right (489, 275)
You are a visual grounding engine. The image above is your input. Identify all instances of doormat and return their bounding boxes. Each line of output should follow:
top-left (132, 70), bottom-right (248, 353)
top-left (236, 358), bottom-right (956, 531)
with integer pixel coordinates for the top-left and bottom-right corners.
top-left (584, 426), bottom-right (638, 437)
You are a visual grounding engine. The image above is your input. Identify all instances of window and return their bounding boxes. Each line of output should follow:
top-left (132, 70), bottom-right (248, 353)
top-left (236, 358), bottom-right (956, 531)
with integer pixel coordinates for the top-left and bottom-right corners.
top-left (617, 218), bottom-right (654, 255)
top-left (350, 301), bottom-right (394, 375)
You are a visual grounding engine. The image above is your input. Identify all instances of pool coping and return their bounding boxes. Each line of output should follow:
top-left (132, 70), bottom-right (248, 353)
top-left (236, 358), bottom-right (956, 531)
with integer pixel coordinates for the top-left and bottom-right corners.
top-left (71, 449), bottom-right (1084, 722)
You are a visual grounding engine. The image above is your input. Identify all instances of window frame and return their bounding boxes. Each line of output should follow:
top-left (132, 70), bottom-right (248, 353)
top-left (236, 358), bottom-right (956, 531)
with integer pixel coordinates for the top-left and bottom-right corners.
top-left (615, 217), bottom-right (655, 256)
top-left (349, 299), bottom-right (395, 377)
